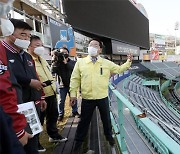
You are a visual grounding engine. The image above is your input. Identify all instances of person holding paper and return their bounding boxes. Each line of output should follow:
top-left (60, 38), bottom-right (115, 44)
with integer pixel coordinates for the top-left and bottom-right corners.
top-left (0, 0), bottom-right (32, 152)
top-left (3, 18), bottom-right (46, 154)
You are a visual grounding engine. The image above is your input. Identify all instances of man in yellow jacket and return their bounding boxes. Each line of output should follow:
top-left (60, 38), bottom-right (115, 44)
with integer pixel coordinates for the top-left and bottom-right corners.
top-left (70, 38), bottom-right (133, 152)
top-left (28, 35), bottom-right (67, 152)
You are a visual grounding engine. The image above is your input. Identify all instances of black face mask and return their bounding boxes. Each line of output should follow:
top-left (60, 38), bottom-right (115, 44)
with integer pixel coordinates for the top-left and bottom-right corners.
top-left (64, 53), bottom-right (69, 58)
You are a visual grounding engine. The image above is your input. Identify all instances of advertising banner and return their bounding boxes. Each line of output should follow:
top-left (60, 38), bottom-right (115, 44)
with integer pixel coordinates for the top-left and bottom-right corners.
top-left (154, 34), bottom-right (165, 50)
top-left (48, 17), bottom-right (76, 56)
top-left (167, 55), bottom-right (180, 61)
top-left (159, 55), bottom-right (167, 60)
top-left (112, 40), bottom-right (140, 56)
top-left (166, 55), bottom-right (175, 61)
top-left (143, 53), bottom-right (150, 60)
top-left (151, 50), bottom-right (159, 60)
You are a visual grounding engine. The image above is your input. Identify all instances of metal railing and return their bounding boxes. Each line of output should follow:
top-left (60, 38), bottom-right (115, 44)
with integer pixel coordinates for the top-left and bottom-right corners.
top-left (109, 83), bottom-right (180, 154)
top-left (174, 81), bottom-right (180, 100)
top-left (159, 79), bottom-right (180, 117)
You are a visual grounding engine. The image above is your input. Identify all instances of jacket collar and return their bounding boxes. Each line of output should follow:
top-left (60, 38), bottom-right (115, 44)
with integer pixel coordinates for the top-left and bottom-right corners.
top-left (2, 40), bottom-right (18, 53)
top-left (30, 53), bottom-right (40, 61)
top-left (85, 55), bottom-right (103, 64)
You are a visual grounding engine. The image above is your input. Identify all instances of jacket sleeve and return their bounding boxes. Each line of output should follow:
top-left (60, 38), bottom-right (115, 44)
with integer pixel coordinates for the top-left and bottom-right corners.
top-left (0, 43), bottom-right (27, 139)
top-left (70, 60), bottom-right (81, 97)
top-left (110, 59), bottom-right (132, 74)
top-left (0, 82), bottom-right (27, 139)
top-left (32, 57), bottom-right (46, 104)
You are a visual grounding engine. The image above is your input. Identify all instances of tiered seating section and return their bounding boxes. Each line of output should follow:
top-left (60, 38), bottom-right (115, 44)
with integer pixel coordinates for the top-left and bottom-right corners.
top-left (117, 75), bottom-right (180, 145)
top-left (141, 62), bottom-right (180, 79)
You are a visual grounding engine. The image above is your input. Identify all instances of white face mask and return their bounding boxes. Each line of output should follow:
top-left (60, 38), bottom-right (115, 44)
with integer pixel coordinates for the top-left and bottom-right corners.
top-left (88, 46), bottom-right (98, 56)
top-left (0, 0), bottom-right (13, 17)
top-left (34, 46), bottom-right (45, 56)
top-left (14, 38), bottom-right (30, 49)
top-left (0, 0), bottom-right (14, 36)
top-left (0, 18), bottom-right (14, 36)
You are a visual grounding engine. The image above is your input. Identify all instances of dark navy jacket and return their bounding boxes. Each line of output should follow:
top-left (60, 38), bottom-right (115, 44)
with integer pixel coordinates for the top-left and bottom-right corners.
top-left (4, 41), bottom-right (42, 103)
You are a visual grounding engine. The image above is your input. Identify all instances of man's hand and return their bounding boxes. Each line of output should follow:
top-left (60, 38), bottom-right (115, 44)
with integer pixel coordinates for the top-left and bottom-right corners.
top-left (19, 131), bottom-right (33, 146)
top-left (70, 97), bottom-right (77, 106)
top-left (127, 53), bottom-right (133, 62)
top-left (40, 100), bottom-right (47, 112)
top-left (30, 79), bottom-right (44, 91)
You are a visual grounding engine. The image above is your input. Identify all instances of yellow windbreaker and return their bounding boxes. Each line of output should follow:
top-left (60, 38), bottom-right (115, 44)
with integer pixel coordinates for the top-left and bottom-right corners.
top-left (70, 56), bottom-right (131, 99)
top-left (33, 56), bottom-right (56, 97)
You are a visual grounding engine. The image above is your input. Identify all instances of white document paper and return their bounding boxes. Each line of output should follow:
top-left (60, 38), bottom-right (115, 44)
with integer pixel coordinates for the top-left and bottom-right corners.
top-left (17, 101), bottom-right (43, 136)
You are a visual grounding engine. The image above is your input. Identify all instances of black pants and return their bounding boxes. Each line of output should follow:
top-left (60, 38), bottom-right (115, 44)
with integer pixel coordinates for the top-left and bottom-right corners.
top-left (40, 95), bottom-right (59, 138)
top-left (24, 134), bottom-right (38, 154)
top-left (74, 97), bottom-right (112, 148)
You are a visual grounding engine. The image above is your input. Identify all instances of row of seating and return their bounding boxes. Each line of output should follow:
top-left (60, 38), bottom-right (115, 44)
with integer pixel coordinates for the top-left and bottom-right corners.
top-left (127, 88), bottom-right (179, 126)
top-left (119, 75), bottom-right (180, 145)
top-left (141, 62), bottom-right (180, 79)
top-left (174, 88), bottom-right (180, 100)
top-left (170, 89), bottom-right (180, 106)
top-left (142, 62), bottom-right (179, 69)
top-left (158, 122), bottom-right (180, 144)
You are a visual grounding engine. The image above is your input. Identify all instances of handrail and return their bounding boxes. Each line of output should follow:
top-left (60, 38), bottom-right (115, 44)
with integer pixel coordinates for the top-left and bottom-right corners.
top-left (174, 81), bottom-right (180, 99)
top-left (159, 79), bottom-right (180, 117)
top-left (109, 83), bottom-right (180, 154)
